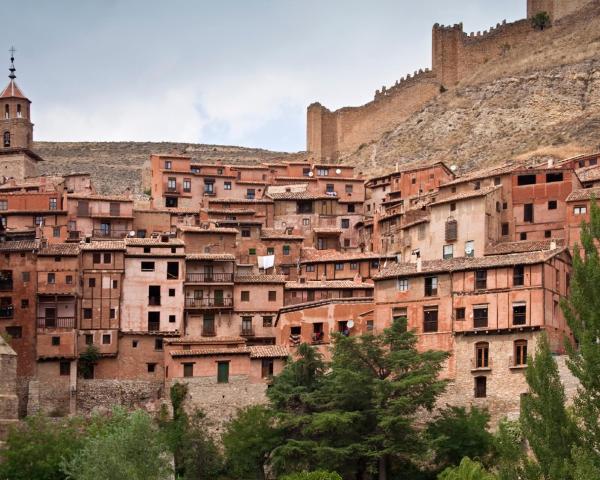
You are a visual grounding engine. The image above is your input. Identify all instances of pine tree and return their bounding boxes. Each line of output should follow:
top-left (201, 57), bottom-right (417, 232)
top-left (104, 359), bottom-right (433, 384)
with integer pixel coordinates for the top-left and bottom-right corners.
top-left (520, 334), bottom-right (579, 480)
top-left (562, 199), bottom-right (600, 470)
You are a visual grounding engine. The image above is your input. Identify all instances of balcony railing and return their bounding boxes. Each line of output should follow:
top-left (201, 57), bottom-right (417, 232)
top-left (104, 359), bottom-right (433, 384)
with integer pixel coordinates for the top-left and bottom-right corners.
top-left (185, 272), bottom-right (233, 283)
top-left (148, 321), bottom-right (160, 331)
top-left (37, 316), bottom-right (75, 329)
top-left (185, 297), bottom-right (233, 309)
top-left (201, 325), bottom-right (216, 337)
top-left (67, 230), bottom-right (82, 240)
top-left (0, 305), bottom-right (14, 318)
top-left (311, 331), bottom-right (325, 344)
top-left (0, 279), bottom-right (13, 291)
top-left (92, 229), bottom-right (130, 239)
top-left (240, 326), bottom-right (255, 337)
top-left (148, 296), bottom-right (161, 306)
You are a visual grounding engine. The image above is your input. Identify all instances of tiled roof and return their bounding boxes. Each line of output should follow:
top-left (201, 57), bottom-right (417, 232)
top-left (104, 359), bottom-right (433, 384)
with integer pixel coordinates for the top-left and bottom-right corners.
top-left (125, 237), bottom-right (184, 246)
top-left (374, 248), bottom-right (567, 280)
top-left (260, 228), bottom-right (305, 240)
top-left (249, 345), bottom-right (289, 359)
top-left (134, 207), bottom-right (199, 214)
top-left (209, 198), bottom-right (273, 204)
top-left (440, 162), bottom-right (518, 187)
top-left (185, 253), bottom-right (235, 261)
top-left (313, 227), bottom-right (342, 234)
top-left (206, 208), bottom-right (256, 215)
top-left (66, 194), bottom-right (133, 202)
top-left (234, 274), bottom-right (286, 283)
top-left (566, 186), bottom-right (600, 202)
top-left (277, 297), bottom-right (375, 316)
top-left (0, 80), bottom-right (27, 99)
top-left (400, 218), bottom-right (429, 230)
top-left (267, 191), bottom-right (332, 200)
top-left (429, 185), bottom-right (501, 207)
top-left (285, 280), bottom-right (374, 289)
top-left (485, 239), bottom-right (565, 256)
top-left (38, 243), bottom-right (80, 256)
top-left (0, 240), bottom-right (38, 252)
top-left (80, 241), bottom-right (126, 251)
top-left (167, 336), bottom-right (245, 344)
top-left (170, 347), bottom-right (250, 357)
top-left (178, 226), bottom-right (239, 234)
top-left (366, 161), bottom-right (452, 184)
top-left (575, 165), bottom-right (600, 184)
top-left (300, 248), bottom-right (395, 264)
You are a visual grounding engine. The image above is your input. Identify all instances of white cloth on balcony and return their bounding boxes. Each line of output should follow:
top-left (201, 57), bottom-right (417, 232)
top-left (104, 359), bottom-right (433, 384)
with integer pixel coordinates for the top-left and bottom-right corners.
top-left (258, 255), bottom-right (275, 270)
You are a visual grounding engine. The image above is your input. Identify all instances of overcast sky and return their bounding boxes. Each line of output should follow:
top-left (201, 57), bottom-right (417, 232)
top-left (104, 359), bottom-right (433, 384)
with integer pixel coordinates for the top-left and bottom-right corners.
top-left (1, 1), bottom-right (523, 152)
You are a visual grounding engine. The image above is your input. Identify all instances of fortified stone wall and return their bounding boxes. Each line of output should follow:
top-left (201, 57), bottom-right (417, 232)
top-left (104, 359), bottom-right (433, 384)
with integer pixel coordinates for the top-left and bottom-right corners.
top-left (0, 338), bottom-right (18, 440)
top-left (76, 379), bottom-right (164, 414)
top-left (307, 0), bottom-right (592, 161)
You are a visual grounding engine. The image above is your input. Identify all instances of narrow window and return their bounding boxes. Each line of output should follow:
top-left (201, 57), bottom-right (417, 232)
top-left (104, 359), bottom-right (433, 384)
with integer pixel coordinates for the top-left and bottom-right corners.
top-left (524, 204), bottom-right (534, 222)
top-left (475, 342), bottom-right (489, 368)
top-left (475, 269), bottom-right (487, 290)
top-left (217, 361), bottom-right (229, 383)
top-left (513, 265), bottom-right (525, 286)
top-left (3, 131), bottom-right (10, 147)
top-left (423, 306), bottom-right (438, 333)
top-left (455, 307), bottom-right (465, 320)
top-left (59, 360), bottom-right (70, 376)
top-left (443, 244), bottom-right (453, 260)
top-left (241, 290), bottom-right (250, 301)
top-left (268, 290), bottom-right (277, 301)
top-left (397, 278), bottom-right (409, 291)
top-left (474, 376), bottom-right (487, 398)
top-left (183, 363), bottom-right (194, 377)
top-left (424, 276), bottom-right (438, 296)
top-left (513, 303), bottom-right (527, 325)
top-left (166, 262), bottom-right (179, 279)
top-left (514, 340), bottom-right (528, 366)
top-left (473, 305), bottom-right (489, 328)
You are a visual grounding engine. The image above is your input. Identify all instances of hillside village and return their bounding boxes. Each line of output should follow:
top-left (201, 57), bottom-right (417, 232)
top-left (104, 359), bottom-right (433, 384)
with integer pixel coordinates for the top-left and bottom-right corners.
top-left (1, 0), bottom-right (600, 441)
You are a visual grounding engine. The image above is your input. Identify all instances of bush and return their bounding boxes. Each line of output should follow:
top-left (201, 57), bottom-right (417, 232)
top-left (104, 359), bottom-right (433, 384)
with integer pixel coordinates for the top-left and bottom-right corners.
top-left (438, 457), bottom-right (496, 480)
top-left (280, 471), bottom-right (342, 480)
top-left (531, 11), bottom-right (551, 30)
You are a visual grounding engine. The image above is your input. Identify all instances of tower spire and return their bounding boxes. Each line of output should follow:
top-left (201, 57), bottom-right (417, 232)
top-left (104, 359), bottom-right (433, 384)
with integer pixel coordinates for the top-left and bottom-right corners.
top-left (8, 46), bottom-right (16, 80)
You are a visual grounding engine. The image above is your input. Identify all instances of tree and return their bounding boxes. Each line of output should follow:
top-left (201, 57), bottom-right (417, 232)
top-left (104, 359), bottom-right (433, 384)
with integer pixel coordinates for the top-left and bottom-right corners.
top-left (0, 414), bottom-right (85, 480)
top-left (222, 405), bottom-right (283, 480)
top-left (520, 334), bottom-right (579, 480)
top-left (63, 409), bottom-right (171, 480)
top-left (280, 471), bottom-right (343, 480)
top-left (562, 198), bottom-right (600, 471)
top-left (492, 419), bottom-right (526, 480)
top-left (269, 320), bottom-right (449, 480)
top-left (427, 406), bottom-right (493, 470)
top-left (437, 457), bottom-right (496, 480)
top-left (531, 11), bottom-right (551, 30)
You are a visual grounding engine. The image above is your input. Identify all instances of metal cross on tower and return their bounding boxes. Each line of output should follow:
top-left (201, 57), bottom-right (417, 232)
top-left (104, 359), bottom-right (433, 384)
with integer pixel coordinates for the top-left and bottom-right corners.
top-left (8, 46), bottom-right (16, 80)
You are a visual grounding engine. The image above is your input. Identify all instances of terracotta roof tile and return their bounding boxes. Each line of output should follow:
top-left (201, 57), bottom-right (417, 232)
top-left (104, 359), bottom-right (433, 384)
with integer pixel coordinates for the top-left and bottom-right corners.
top-left (267, 191), bottom-right (332, 200)
top-left (125, 237), bottom-right (184, 246)
top-left (0, 240), bottom-right (38, 252)
top-left (374, 248), bottom-right (567, 280)
top-left (167, 336), bottom-right (245, 344)
top-left (170, 347), bottom-right (250, 357)
top-left (300, 248), bottom-right (395, 264)
top-left (80, 241), bottom-right (126, 251)
top-left (134, 207), bottom-right (198, 214)
top-left (575, 165), bottom-right (600, 184)
top-left (430, 185), bottom-right (501, 207)
top-left (67, 194), bottom-right (133, 202)
top-left (178, 225), bottom-right (239, 234)
top-left (260, 228), bottom-right (304, 240)
top-left (249, 345), bottom-right (289, 358)
top-left (566, 186), bottom-right (600, 202)
top-left (285, 280), bottom-right (374, 289)
top-left (185, 253), bottom-right (235, 261)
top-left (485, 239), bottom-right (565, 256)
top-left (208, 198), bottom-right (273, 204)
top-left (0, 80), bottom-right (27, 99)
top-left (441, 162), bottom-right (518, 187)
top-left (38, 243), bottom-right (80, 256)
top-left (313, 227), bottom-right (342, 234)
top-left (234, 274), bottom-right (286, 283)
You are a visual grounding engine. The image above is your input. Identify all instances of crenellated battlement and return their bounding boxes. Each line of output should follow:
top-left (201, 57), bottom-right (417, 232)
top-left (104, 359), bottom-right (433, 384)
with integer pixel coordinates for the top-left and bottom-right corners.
top-left (373, 68), bottom-right (436, 100)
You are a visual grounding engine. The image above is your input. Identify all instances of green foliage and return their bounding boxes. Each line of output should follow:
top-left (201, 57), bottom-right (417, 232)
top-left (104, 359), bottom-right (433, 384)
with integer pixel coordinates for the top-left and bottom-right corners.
top-left (492, 419), bottom-right (525, 480)
top-left (78, 344), bottom-right (100, 378)
top-left (427, 406), bottom-right (493, 469)
top-left (438, 457), bottom-right (496, 480)
top-left (63, 408), bottom-right (171, 480)
top-left (279, 471), bottom-right (342, 480)
top-left (0, 415), bottom-right (85, 480)
top-left (520, 334), bottom-right (579, 479)
top-left (223, 405), bottom-right (283, 480)
top-left (267, 319), bottom-right (449, 479)
top-left (561, 198), bottom-right (600, 471)
top-left (531, 11), bottom-right (551, 30)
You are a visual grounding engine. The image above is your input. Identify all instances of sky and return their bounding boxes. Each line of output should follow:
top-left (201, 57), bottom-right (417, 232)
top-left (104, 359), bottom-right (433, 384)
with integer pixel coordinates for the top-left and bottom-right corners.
top-left (1, 1), bottom-right (524, 152)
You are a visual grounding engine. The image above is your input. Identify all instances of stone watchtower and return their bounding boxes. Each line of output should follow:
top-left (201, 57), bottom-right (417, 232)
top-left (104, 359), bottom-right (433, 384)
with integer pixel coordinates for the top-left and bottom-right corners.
top-left (0, 48), bottom-right (41, 180)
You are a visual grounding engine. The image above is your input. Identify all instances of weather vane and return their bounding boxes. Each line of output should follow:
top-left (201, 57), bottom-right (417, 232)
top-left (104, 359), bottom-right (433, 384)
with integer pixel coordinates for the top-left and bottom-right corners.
top-left (8, 46), bottom-right (16, 80)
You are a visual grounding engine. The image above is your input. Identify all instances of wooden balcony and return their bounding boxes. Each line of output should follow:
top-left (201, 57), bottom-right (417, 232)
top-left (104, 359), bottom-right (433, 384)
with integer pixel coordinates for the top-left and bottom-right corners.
top-left (37, 316), bottom-right (76, 329)
top-left (185, 272), bottom-right (233, 283)
top-left (240, 327), bottom-right (255, 337)
top-left (184, 297), bottom-right (233, 309)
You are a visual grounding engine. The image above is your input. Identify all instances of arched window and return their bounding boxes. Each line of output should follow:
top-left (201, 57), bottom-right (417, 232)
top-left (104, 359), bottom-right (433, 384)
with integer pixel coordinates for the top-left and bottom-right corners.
top-left (3, 131), bottom-right (10, 148)
top-left (3, 104), bottom-right (8, 119)
top-left (475, 342), bottom-right (489, 369)
top-left (16, 104), bottom-right (21, 118)
top-left (514, 340), bottom-right (528, 366)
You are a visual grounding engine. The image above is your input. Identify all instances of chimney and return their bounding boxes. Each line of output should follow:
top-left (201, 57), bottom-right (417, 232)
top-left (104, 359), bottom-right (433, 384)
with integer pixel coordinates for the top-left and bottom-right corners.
top-left (416, 257), bottom-right (422, 273)
top-left (548, 158), bottom-right (554, 168)
top-left (550, 240), bottom-right (557, 250)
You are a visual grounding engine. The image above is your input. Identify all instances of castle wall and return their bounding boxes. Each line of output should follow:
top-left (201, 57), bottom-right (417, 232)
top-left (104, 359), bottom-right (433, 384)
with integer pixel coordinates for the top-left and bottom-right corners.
top-left (527, 0), bottom-right (592, 20)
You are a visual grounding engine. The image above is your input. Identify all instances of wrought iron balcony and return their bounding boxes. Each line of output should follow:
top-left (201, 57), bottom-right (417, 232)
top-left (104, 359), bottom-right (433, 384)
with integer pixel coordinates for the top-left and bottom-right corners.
top-left (184, 297), bottom-right (233, 309)
top-left (185, 272), bottom-right (233, 283)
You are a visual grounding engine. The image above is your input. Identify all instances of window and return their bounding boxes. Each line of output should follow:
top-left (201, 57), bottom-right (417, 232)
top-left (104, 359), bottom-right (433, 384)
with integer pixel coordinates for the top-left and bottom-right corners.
top-left (268, 290), bottom-right (277, 301)
top-left (147, 363), bottom-right (156, 373)
top-left (167, 177), bottom-right (177, 191)
top-left (143, 246), bottom-right (151, 254)
top-left (397, 278), bottom-right (408, 291)
top-left (167, 262), bottom-right (179, 279)
top-left (183, 178), bottom-right (191, 192)
top-left (303, 167), bottom-right (311, 176)
top-left (0, 200), bottom-right (6, 211)
top-left (224, 181), bottom-right (232, 190)
top-left (59, 360), bottom-right (70, 376)
top-left (65, 275), bottom-right (72, 284)
top-left (88, 278), bottom-right (96, 288)
top-left (334, 263), bottom-right (344, 271)
top-left (424, 276), bottom-right (438, 296)
top-left (371, 259), bottom-right (379, 268)
top-left (169, 315), bottom-right (176, 323)
top-left (513, 265), bottom-right (525, 286)
top-left (132, 340), bottom-right (139, 348)
top-left (574, 205), bottom-right (587, 215)
top-left (83, 308), bottom-right (92, 319)
top-left (241, 291), bottom-right (250, 302)
top-left (325, 184), bottom-right (334, 194)
top-left (501, 223), bottom-right (509, 236)
top-left (392, 307), bottom-right (407, 326)
top-left (455, 307), bottom-right (465, 320)
top-left (164, 160), bottom-right (172, 170)
top-left (154, 337), bottom-right (163, 351)
top-left (241, 229), bottom-right (251, 238)
top-left (110, 308), bottom-right (116, 319)
top-left (112, 279), bottom-right (118, 289)
top-left (3, 131), bottom-right (10, 147)
top-left (21, 299), bottom-right (28, 308)
top-left (520, 232), bottom-right (527, 241)
top-left (473, 305), bottom-right (489, 328)
top-left (5, 326), bottom-right (21, 339)
top-left (246, 189), bottom-right (255, 199)
top-left (474, 376), bottom-right (487, 398)
top-left (366, 320), bottom-right (374, 331)
top-left (262, 316), bottom-right (273, 327)
top-left (49, 198), bottom-right (57, 210)
top-left (475, 342), bottom-right (489, 368)
top-left (317, 168), bottom-right (329, 176)
top-left (423, 307), bottom-right (438, 333)
top-left (22, 271), bottom-right (29, 282)
top-left (524, 203), bottom-right (534, 222)
top-left (475, 269), bottom-right (487, 289)
top-left (465, 240), bottom-right (474, 257)
top-left (16, 104), bottom-right (21, 118)
top-left (53, 227), bottom-right (60, 238)
top-left (450, 202), bottom-right (456, 212)
top-left (306, 265), bottom-right (315, 272)
top-left (545, 230), bottom-right (551, 238)
top-left (494, 176), bottom-right (501, 186)
top-left (283, 245), bottom-right (290, 256)
top-left (51, 336), bottom-right (61, 346)
top-left (217, 361), bottom-right (230, 383)
top-left (514, 340), bottom-right (528, 366)
top-left (102, 334), bottom-right (111, 345)
top-left (265, 247), bottom-right (275, 256)
top-left (3, 105), bottom-right (7, 119)
top-left (345, 184), bottom-right (353, 193)
top-left (168, 288), bottom-right (175, 297)
top-left (35, 216), bottom-right (44, 226)
top-left (84, 334), bottom-right (93, 345)
top-left (47, 273), bottom-right (55, 284)
top-left (347, 204), bottom-right (355, 213)
top-left (249, 248), bottom-right (256, 256)
top-left (474, 181), bottom-right (481, 190)
top-left (141, 261), bottom-right (155, 272)
top-left (148, 311), bottom-right (160, 331)
top-left (546, 172), bottom-right (563, 183)
top-left (302, 218), bottom-right (310, 226)
top-left (261, 358), bottom-right (274, 378)
top-left (496, 201), bottom-right (501, 212)
top-left (183, 363), bottom-right (194, 378)
top-left (204, 180), bottom-right (214, 194)
top-left (443, 244), bottom-right (453, 260)
top-left (517, 174), bottom-right (536, 186)
top-left (548, 200), bottom-right (557, 210)
top-left (341, 218), bottom-right (350, 229)
top-left (513, 303), bottom-right (527, 325)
